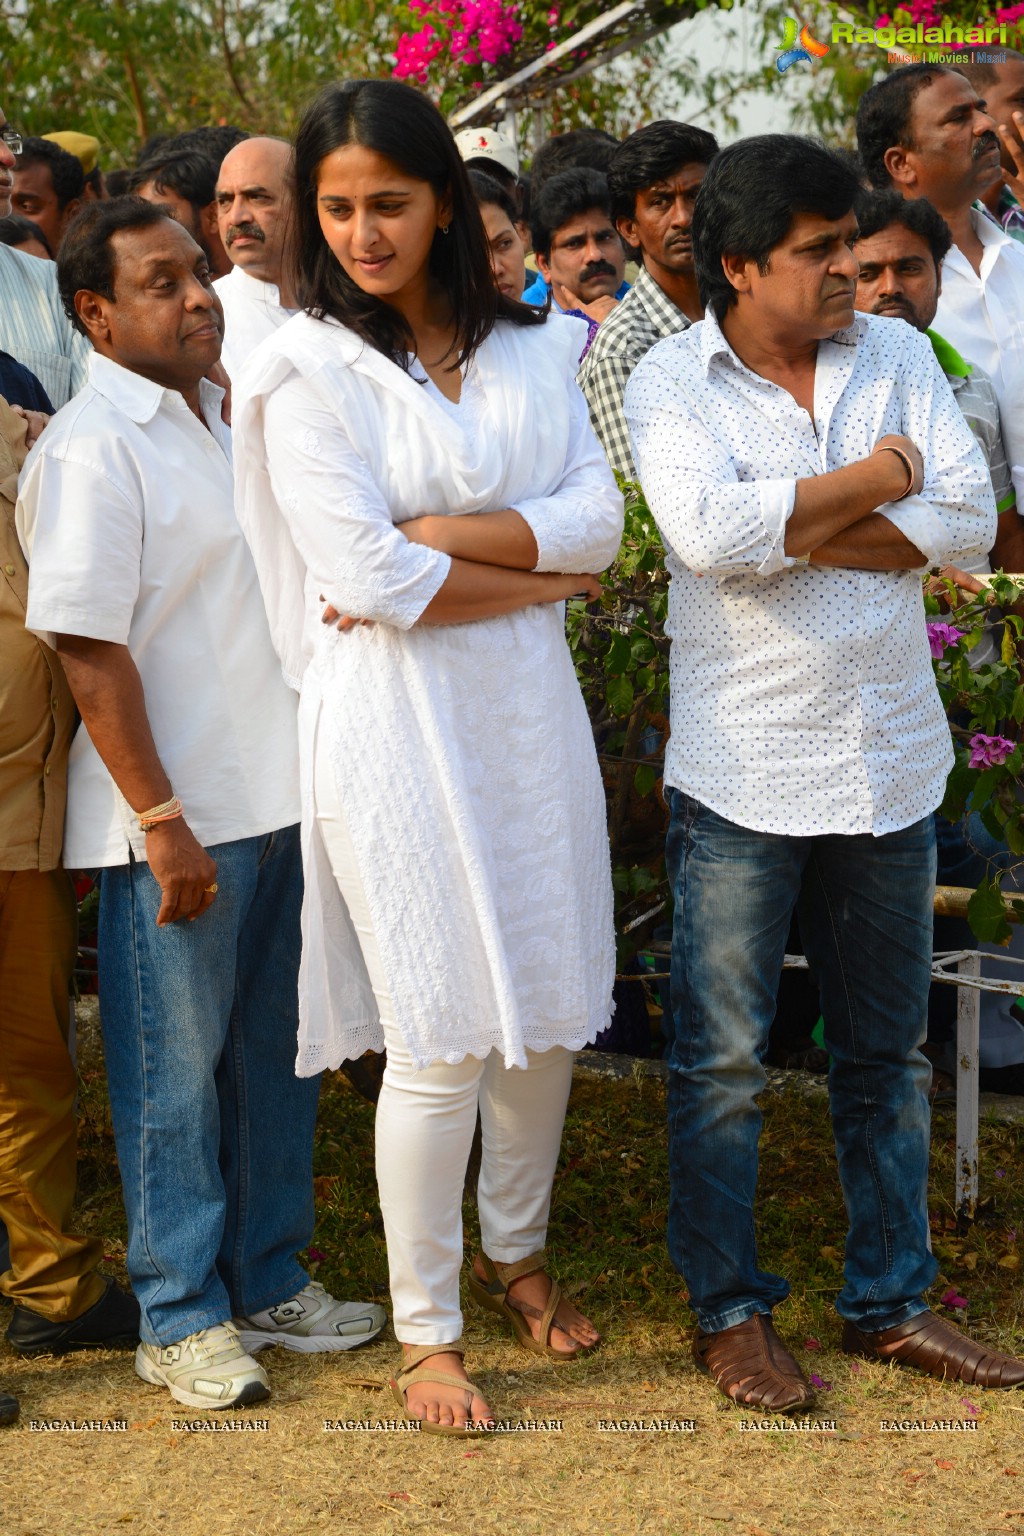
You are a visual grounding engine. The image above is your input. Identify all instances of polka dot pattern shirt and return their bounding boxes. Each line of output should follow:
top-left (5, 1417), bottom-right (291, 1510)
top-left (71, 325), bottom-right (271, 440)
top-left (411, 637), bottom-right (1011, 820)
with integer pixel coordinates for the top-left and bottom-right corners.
top-left (624, 309), bottom-right (996, 837)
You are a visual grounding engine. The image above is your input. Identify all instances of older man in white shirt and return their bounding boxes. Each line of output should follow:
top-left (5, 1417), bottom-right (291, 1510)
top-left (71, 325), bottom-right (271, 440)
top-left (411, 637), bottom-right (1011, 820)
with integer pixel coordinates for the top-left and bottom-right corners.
top-left (626, 134), bottom-right (1024, 1414)
top-left (18, 198), bottom-right (384, 1412)
top-left (856, 63), bottom-right (1024, 409)
top-left (213, 137), bottom-right (296, 380)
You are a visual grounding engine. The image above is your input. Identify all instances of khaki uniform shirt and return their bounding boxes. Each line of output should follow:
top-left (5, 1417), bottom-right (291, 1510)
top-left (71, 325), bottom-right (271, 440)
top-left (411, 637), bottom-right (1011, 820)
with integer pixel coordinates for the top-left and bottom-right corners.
top-left (0, 396), bottom-right (73, 870)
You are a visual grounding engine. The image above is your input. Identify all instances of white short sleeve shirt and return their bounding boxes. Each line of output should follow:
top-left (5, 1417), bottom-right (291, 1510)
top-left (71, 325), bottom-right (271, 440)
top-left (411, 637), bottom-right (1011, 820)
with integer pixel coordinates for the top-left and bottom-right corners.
top-left (17, 352), bottom-right (300, 867)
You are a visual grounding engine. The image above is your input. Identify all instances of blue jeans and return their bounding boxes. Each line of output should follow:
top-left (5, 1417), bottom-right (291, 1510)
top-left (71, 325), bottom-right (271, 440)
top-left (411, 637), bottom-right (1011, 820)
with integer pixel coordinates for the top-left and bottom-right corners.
top-left (98, 824), bottom-right (319, 1345)
top-left (664, 790), bottom-right (937, 1335)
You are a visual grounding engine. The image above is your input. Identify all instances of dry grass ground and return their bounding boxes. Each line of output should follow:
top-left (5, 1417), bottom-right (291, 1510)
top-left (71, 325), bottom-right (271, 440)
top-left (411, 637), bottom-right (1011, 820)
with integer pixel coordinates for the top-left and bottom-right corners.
top-left (2, 1002), bottom-right (1023, 1536)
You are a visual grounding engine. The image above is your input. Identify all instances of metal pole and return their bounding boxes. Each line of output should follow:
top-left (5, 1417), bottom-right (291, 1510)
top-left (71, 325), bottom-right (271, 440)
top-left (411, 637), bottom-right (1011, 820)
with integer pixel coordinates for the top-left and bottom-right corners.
top-left (955, 950), bottom-right (980, 1225)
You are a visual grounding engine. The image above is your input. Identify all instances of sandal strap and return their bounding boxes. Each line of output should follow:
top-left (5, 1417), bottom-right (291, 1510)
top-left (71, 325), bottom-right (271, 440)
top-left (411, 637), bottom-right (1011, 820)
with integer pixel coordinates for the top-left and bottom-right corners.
top-left (397, 1339), bottom-right (465, 1377)
top-left (395, 1366), bottom-right (477, 1394)
top-left (538, 1276), bottom-right (563, 1347)
top-left (480, 1248), bottom-right (548, 1290)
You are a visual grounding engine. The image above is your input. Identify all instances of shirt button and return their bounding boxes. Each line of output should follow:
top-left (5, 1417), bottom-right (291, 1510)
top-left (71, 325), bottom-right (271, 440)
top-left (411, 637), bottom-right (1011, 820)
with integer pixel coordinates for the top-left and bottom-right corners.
top-left (3, 563), bottom-right (14, 576)
top-left (44, 763), bottom-right (51, 776)
top-left (52, 697), bottom-right (59, 710)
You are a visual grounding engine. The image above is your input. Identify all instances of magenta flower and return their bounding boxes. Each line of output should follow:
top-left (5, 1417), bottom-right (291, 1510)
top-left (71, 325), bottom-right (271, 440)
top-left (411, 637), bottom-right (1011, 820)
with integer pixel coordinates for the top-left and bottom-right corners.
top-left (809, 1373), bottom-right (833, 1391)
top-left (968, 733), bottom-right (1016, 770)
top-left (803, 1336), bottom-right (821, 1351)
top-left (927, 620), bottom-right (965, 659)
top-left (961, 1398), bottom-right (979, 1417)
top-left (307, 1246), bottom-right (325, 1263)
top-left (940, 1285), bottom-right (969, 1310)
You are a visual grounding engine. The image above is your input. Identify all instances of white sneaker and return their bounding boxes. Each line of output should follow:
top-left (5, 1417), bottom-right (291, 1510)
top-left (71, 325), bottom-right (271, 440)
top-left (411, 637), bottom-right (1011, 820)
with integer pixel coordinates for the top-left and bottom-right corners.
top-left (136, 1322), bottom-right (270, 1409)
top-left (235, 1281), bottom-right (387, 1354)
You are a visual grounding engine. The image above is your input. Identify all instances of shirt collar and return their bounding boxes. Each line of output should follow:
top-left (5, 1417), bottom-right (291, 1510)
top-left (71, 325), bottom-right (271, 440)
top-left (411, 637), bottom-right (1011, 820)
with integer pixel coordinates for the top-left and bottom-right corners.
top-left (634, 265), bottom-right (690, 331)
top-left (225, 264), bottom-right (283, 308)
top-left (697, 305), bottom-right (862, 377)
top-left (87, 351), bottom-right (226, 426)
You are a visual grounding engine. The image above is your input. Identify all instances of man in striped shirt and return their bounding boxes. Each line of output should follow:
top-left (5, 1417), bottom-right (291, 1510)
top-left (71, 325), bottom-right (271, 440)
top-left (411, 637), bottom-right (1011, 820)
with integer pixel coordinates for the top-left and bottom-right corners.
top-left (0, 103), bottom-right (87, 407)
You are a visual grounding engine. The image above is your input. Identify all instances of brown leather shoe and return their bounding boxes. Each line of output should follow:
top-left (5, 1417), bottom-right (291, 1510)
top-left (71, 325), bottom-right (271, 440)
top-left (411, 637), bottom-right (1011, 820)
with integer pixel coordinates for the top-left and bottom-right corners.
top-left (842, 1310), bottom-right (1024, 1389)
top-left (693, 1314), bottom-right (815, 1412)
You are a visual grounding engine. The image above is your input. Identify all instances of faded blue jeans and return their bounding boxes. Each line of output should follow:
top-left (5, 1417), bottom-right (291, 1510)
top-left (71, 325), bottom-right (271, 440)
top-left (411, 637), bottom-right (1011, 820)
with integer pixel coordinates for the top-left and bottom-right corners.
top-left (98, 824), bottom-right (319, 1345)
top-left (664, 790), bottom-right (937, 1335)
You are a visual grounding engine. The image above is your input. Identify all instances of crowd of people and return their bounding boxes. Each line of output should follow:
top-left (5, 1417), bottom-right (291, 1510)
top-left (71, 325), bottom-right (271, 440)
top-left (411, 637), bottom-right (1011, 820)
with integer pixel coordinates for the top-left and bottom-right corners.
top-left (3, 56), bottom-right (1024, 1437)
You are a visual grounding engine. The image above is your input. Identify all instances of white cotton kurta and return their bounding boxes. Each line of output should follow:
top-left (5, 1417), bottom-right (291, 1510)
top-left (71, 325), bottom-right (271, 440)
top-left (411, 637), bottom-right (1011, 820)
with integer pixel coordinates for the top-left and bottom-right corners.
top-left (233, 311), bottom-right (623, 1075)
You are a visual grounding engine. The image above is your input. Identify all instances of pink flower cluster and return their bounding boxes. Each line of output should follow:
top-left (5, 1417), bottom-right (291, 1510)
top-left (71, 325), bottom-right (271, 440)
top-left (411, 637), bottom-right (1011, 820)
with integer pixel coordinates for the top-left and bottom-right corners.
top-left (969, 733), bottom-right (1016, 769)
top-left (394, 0), bottom-right (524, 82)
top-left (927, 620), bottom-right (964, 658)
top-left (878, 2), bottom-right (1024, 32)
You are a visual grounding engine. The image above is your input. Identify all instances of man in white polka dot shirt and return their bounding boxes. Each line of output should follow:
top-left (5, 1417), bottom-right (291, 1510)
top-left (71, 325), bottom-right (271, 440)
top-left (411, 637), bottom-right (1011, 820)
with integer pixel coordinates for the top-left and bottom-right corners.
top-left (625, 135), bottom-right (1024, 1411)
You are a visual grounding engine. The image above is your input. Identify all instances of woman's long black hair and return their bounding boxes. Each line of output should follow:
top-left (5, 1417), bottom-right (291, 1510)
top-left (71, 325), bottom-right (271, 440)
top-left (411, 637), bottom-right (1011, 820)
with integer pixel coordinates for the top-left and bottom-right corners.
top-left (293, 80), bottom-right (546, 371)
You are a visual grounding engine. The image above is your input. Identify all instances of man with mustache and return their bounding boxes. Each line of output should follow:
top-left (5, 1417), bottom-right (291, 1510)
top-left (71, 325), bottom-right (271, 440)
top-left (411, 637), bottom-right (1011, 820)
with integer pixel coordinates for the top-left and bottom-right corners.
top-left (528, 168), bottom-right (628, 345)
top-left (856, 63), bottom-right (1024, 416)
top-left (213, 137), bottom-right (297, 381)
top-left (578, 120), bottom-right (718, 477)
top-left (624, 135), bottom-right (1024, 1412)
top-left (17, 198), bottom-right (385, 1411)
top-left (854, 188), bottom-right (1024, 587)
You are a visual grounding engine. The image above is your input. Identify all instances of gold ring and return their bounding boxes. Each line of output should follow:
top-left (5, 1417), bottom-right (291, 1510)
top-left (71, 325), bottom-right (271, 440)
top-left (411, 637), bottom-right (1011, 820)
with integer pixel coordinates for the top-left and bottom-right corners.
top-left (205, 883), bottom-right (219, 894)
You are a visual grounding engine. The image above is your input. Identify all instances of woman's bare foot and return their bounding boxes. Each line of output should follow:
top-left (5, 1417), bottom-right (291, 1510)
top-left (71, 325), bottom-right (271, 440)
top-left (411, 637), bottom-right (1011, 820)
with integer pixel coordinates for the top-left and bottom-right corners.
top-left (400, 1347), bottom-right (493, 1430)
top-left (473, 1258), bottom-right (600, 1356)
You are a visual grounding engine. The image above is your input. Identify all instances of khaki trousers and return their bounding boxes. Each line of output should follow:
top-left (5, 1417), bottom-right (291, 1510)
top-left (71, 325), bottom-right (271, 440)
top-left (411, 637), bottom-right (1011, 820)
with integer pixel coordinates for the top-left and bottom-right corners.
top-left (0, 868), bottom-right (105, 1320)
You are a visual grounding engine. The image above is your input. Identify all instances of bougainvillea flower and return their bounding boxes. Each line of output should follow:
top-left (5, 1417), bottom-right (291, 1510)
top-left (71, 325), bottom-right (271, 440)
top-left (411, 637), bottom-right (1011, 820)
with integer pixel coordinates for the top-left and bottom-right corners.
top-left (927, 620), bottom-right (965, 658)
top-left (940, 1285), bottom-right (969, 1310)
top-left (968, 733), bottom-right (1016, 769)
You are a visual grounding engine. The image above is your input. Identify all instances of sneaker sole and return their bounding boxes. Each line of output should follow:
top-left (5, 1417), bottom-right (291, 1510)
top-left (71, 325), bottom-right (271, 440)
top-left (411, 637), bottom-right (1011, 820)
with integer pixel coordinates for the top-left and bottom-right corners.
top-left (236, 1323), bottom-right (385, 1356)
top-left (135, 1350), bottom-right (271, 1410)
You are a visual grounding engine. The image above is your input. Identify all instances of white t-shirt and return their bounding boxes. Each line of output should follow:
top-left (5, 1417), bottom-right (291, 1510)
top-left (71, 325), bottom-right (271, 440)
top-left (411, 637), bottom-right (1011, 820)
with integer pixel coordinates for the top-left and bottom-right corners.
top-left (17, 351), bottom-right (300, 867)
top-left (213, 266), bottom-right (295, 382)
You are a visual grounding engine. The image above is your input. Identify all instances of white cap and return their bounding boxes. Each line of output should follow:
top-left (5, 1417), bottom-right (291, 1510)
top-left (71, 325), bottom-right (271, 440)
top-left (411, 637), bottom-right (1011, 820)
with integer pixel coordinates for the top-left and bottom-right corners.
top-left (454, 126), bottom-right (519, 179)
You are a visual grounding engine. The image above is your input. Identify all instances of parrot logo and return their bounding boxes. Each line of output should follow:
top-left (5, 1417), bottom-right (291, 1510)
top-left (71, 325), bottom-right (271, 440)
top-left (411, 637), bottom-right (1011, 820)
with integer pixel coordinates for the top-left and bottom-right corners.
top-left (775, 17), bottom-right (830, 71)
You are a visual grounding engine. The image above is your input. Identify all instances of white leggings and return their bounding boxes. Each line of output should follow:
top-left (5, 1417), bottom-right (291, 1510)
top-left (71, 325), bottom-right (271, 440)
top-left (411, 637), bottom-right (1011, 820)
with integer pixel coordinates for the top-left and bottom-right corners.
top-left (314, 732), bottom-right (575, 1345)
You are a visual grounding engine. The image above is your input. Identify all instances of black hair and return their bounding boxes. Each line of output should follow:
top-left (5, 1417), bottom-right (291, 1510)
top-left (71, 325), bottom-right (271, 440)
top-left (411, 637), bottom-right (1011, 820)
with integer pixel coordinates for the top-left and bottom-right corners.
top-left (529, 128), bottom-right (619, 199)
top-left (853, 187), bottom-right (952, 269)
top-left (56, 196), bottom-right (173, 334)
top-left (463, 156), bottom-right (518, 195)
top-left (607, 120), bottom-right (719, 224)
top-left (15, 137), bottom-right (85, 209)
top-left (530, 167), bottom-right (613, 259)
top-left (693, 135), bottom-right (862, 321)
top-left (104, 169), bottom-right (133, 199)
top-left (855, 63), bottom-right (955, 189)
top-left (957, 47), bottom-right (1024, 94)
top-left (518, 170), bottom-right (531, 225)
top-left (292, 79), bottom-right (545, 374)
top-left (467, 167), bottom-right (518, 227)
top-left (129, 149), bottom-right (217, 211)
top-left (151, 125), bottom-right (250, 169)
top-left (0, 213), bottom-right (53, 256)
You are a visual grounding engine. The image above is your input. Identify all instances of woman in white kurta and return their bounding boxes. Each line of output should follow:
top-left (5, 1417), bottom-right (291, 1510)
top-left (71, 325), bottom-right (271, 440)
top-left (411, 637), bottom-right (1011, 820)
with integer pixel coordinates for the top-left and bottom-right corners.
top-left (233, 80), bottom-right (622, 1434)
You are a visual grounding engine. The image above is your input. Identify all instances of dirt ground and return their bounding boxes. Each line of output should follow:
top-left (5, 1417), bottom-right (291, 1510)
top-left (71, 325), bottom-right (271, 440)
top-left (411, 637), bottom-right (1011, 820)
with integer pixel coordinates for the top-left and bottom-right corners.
top-left (2, 1003), bottom-right (1023, 1536)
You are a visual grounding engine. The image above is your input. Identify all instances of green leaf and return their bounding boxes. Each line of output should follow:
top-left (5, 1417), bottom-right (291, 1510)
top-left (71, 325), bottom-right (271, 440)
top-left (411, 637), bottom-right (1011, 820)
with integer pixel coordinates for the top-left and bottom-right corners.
top-left (634, 763), bottom-right (657, 798)
top-left (969, 765), bottom-right (1005, 814)
top-left (606, 675), bottom-right (635, 718)
top-left (940, 756), bottom-right (974, 823)
top-left (967, 877), bottom-right (1013, 946)
top-left (606, 630), bottom-right (632, 672)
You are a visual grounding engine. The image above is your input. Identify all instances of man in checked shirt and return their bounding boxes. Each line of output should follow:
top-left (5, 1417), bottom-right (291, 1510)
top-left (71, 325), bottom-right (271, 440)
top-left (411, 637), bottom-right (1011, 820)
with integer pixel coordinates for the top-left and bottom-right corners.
top-left (625, 134), bottom-right (1024, 1411)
